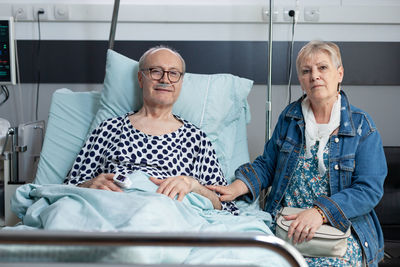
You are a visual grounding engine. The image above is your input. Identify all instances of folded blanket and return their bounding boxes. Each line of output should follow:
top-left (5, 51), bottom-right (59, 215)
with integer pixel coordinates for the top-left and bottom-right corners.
top-left (1, 171), bottom-right (290, 266)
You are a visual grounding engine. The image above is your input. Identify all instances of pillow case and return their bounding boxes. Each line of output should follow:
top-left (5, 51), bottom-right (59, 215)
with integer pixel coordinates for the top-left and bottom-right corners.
top-left (34, 89), bottom-right (101, 185)
top-left (89, 49), bottom-right (253, 182)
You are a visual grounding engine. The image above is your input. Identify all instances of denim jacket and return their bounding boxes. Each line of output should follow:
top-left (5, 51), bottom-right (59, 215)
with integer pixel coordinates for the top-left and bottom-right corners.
top-left (236, 91), bottom-right (387, 266)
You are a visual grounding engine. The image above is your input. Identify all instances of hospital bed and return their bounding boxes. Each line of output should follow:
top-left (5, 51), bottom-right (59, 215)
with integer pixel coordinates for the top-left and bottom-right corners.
top-left (0, 0), bottom-right (307, 266)
top-left (0, 51), bottom-right (306, 267)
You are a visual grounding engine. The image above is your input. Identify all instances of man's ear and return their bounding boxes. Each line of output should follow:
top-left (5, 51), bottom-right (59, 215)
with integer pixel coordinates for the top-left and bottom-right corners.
top-left (138, 71), bottom-right (143, 89)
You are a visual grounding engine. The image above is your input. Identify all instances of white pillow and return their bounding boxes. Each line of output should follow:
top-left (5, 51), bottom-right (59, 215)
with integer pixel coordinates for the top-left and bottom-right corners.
top-left (35, 89), bottom-right (101, 185)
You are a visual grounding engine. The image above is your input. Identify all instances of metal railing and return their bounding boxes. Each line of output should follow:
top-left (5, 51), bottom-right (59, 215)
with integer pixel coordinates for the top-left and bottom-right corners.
top-left (0, 230), bottom-right (307, 267)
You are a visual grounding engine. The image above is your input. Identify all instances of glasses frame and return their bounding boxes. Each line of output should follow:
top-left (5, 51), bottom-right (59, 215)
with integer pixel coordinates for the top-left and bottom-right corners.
top-left (141, 68), bottom-right (183, 84)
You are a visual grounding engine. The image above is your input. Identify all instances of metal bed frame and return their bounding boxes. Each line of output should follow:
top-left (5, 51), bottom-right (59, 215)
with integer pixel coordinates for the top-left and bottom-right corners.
top-left (0, 230), bottom-right (307, 267)
top-left (0, 1), bottom-right (307, 266)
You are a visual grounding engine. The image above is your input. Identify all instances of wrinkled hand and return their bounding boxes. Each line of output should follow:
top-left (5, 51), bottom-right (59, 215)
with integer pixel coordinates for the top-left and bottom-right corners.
top-left (78, 173), bottom-right (123, 192)
top-left (149, 176), bottom-right (198, 201)
top-left (284, 208), bottom-right (323, 244)
top-left (206, 179), bottom-right (248, 202)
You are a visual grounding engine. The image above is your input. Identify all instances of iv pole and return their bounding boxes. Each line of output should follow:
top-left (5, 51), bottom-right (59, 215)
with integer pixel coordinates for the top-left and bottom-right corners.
top-left (266, 0), bottom-right (273, 141)
top-left (260, 0), bottom-right (274, 210)
top-left (108, 0), bottom-right (120, 50)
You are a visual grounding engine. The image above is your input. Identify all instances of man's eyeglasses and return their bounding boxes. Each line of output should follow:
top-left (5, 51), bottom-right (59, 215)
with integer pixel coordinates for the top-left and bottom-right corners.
top-left (141, 68), bottom-right (183, 83)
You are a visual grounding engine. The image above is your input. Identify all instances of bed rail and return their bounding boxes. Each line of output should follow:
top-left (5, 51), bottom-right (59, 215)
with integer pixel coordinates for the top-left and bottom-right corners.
top-left (0, 230), bottom-right (307, 267)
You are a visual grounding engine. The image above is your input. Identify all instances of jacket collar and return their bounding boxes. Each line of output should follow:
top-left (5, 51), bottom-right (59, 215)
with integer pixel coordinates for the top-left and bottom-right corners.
top-left (286, 91), bottom-right (355, 136)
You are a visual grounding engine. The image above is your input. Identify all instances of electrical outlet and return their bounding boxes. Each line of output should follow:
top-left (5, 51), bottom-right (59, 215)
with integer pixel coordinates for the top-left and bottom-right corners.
top-left (283, 8), bottom-right (297, 22)
top-left (12, 4), bottom-right (31, 21)
top-left (304, 7), bottom-right (320, 22)
top-left (262, 7), bottom-right (278, 22)
top-left (54, 5), bottom-right (69, 20)
top-left (33, 5), bottom-right (50, 21)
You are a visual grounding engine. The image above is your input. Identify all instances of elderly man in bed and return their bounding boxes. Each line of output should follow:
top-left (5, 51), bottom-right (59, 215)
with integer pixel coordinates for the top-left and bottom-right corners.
top-left (63, 45), bottom-right (238, 215)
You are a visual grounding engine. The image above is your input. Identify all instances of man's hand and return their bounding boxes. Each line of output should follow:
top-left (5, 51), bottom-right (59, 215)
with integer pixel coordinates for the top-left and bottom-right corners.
top-left (149, 176), bottom-right (198, 201)
top-left (150, 176), bottom-right (222, 210)
top-left (284, 208), bottom-right (323, 244)
top-left (78, 173), bottom-right (123, 192)
top-left (206, 179), bottom-right (249, 202)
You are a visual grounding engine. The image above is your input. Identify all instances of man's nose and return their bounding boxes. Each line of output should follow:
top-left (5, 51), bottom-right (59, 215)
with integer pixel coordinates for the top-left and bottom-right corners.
top-left (160, 71), bottom-right (170, 83)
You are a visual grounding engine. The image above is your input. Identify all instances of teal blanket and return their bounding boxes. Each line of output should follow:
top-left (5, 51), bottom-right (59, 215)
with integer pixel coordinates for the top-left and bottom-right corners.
top-left (2, 171), bottom-right (290, 266)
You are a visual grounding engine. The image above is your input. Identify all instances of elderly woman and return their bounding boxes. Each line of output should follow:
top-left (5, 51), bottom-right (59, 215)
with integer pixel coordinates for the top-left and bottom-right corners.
top-left (208, 40), bottom-right (386, 266)
top-left (64, 45), bottom-right (238, 215)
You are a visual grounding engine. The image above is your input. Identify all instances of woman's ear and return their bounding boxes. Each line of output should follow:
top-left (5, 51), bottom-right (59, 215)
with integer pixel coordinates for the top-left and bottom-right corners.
top-left (337, 66), bottom-right (344, 83)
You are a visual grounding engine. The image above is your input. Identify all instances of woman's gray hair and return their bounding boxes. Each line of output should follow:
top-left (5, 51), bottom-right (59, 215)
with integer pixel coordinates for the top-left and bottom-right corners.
top-left (296, 40), bottom-right (342, 75)
top-left (138, 45), bottom-right (186, 74)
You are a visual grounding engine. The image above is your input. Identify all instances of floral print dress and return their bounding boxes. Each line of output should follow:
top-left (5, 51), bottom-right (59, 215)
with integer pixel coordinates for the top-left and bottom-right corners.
top-left (282, 142), bottom-right (363, 266)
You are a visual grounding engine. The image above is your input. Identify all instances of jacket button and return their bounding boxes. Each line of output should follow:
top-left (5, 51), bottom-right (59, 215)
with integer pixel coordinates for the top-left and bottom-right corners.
top-left (334, 137), bottom-right (339, 143)
top-left (334, 164), bottom-right (339, 170)
top-left (364, 242), bottom-right (369, 248)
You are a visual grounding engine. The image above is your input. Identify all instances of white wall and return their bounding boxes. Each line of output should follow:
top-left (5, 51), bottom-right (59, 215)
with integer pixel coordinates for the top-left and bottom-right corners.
top-left (0, 0), bottom-right (399, 161)
top-left (0, 0), bottom-right (398, 42)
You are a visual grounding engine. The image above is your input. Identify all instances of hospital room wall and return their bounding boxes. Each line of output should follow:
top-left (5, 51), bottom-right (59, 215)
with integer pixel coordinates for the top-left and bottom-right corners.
top-left (0, 0), bottom-right (399, 162)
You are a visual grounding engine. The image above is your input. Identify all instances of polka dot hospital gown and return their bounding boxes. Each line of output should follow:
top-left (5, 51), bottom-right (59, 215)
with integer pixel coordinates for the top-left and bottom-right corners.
top-left (64, 112), bottom-right (239, 215)
top-left (282, 142), bottom-right (363, 266)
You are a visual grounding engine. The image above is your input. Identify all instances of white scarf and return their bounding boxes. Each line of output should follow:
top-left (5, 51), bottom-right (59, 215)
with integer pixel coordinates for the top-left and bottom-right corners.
top-left (301, 94), bottom-right (341, 176)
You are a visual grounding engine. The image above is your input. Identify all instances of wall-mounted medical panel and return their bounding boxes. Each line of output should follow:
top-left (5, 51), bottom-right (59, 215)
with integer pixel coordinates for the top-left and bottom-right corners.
top-left (0, 2), bottom-right (400, 24)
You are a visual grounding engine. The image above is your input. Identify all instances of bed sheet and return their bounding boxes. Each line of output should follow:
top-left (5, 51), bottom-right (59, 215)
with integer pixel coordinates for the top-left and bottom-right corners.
top-left (1, 171), bottom-right (289, 267)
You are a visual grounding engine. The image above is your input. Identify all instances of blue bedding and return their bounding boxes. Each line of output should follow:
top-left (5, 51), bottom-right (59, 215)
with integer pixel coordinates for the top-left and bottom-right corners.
top-left (2, 171), bottom-right (290, 266)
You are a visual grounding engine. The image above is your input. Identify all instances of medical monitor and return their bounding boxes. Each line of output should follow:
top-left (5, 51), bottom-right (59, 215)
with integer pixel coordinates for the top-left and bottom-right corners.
top-left (0, 17), bottom-right (16, 85)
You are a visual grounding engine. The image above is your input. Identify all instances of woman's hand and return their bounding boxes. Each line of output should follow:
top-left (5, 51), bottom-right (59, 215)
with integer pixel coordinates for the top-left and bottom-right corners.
top-left (149, 176), bottom-right (198, 201)
top-left (284, 208), bottom-right (323, 244)
top-left (78, 173), bottom-right (123, 192)
top-left (206, 179), bottom-right (249, 202)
